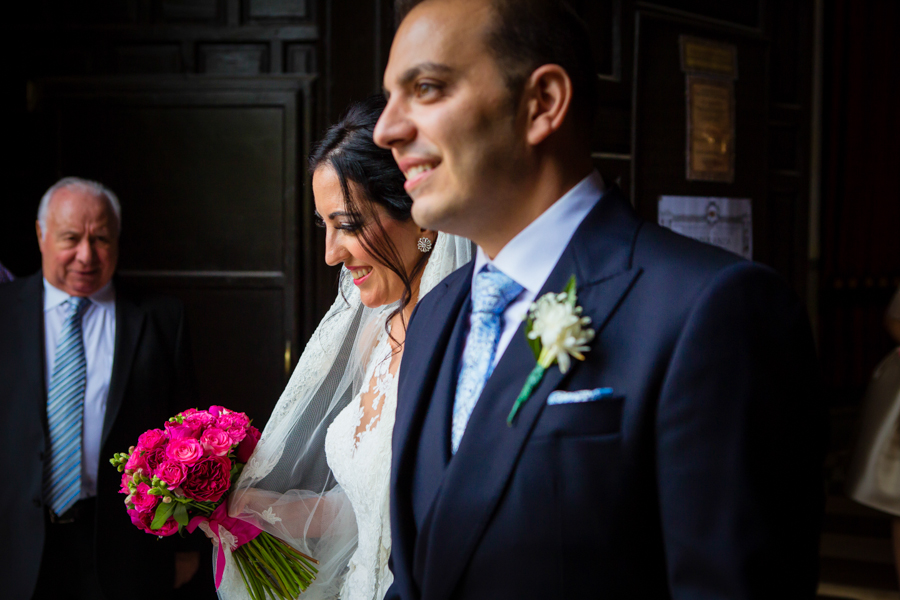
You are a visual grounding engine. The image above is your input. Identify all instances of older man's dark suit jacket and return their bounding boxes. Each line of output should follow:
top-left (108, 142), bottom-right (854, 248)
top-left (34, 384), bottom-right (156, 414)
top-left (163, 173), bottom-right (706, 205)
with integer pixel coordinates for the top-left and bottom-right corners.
top-left (388, 187), bottom-right (824, 600)
top-left (0, 272), bottom-right (196, 600)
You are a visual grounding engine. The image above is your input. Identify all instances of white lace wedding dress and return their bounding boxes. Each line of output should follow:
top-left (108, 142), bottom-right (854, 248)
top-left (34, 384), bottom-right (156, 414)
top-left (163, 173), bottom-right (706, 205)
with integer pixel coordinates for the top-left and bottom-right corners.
top-left (324, 327), bottom-right (396, 600)
top-left (221, 234), bottom-right (471, 600)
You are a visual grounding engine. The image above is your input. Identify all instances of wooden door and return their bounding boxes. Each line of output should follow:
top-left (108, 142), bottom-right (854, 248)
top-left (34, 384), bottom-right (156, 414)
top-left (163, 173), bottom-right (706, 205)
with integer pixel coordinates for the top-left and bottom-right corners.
top-left (31, 77), bottom-right (314, 425)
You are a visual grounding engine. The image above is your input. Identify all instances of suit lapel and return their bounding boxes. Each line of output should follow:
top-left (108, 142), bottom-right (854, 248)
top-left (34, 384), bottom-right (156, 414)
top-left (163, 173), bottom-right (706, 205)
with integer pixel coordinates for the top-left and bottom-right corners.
top-left (394, 262), bottom-right (474, 479)
top-left (419, 187), bottom-right (644, 600)
top-left (392, 262), bottom-right (474, 598)
top-left (101, 289), bottom-right (145, 448)
top-left (21, 274), bottom-right (49, 427)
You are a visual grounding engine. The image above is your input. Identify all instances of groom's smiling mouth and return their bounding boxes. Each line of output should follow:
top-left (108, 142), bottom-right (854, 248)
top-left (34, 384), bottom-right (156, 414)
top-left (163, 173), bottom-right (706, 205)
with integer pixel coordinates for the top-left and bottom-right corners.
top-left (400, 159), bottom-right (440, 192)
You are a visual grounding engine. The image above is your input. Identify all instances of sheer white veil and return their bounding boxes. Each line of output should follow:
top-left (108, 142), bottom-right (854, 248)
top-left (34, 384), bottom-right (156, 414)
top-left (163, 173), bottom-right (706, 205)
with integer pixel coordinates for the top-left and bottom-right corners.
top-left (218, 233), bottom-right (472, 600)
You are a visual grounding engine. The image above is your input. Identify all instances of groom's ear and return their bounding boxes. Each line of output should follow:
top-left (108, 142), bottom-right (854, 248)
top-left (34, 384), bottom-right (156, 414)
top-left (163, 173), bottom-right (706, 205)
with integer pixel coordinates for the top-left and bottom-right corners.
top-left (523, 64), bottom-right (574, 147)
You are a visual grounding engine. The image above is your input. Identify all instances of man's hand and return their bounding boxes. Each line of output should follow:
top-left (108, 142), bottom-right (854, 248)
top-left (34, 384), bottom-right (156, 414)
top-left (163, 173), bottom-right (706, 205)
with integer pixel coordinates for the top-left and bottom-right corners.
top-left (174, 551), bottom-right (200, 589)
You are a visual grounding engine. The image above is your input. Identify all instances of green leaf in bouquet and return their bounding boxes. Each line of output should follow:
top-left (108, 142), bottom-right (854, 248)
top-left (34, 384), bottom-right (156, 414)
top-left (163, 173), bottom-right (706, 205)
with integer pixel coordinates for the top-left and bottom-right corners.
top-left (151, 500), bottom-right (176, 530)
top-left (231, 461), bottom-right (245, 480)
top-left (173, 502), bottom-right (189, 528)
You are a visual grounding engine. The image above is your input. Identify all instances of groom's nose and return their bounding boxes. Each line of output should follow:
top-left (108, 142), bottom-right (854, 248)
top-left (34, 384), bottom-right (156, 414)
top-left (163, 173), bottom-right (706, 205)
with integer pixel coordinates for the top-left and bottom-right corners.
top-left (374, 96), bottom-right (414, 150)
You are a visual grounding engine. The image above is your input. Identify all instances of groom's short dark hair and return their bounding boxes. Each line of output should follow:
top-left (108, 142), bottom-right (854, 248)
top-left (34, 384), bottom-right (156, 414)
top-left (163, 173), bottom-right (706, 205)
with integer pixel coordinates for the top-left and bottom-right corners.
top-left (394, 0), bottom-right (599, 126)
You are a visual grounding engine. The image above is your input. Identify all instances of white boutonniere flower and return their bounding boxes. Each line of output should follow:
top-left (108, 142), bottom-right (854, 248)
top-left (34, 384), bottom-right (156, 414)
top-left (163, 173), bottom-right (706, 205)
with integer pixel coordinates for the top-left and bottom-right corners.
top-left (507, 276), bottom-right (595, 425)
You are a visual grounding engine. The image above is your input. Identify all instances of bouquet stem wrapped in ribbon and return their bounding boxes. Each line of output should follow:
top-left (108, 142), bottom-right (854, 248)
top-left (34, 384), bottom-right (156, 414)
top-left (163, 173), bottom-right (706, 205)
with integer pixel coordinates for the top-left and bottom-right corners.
top-left (111, 406), bottom-right (318, 599)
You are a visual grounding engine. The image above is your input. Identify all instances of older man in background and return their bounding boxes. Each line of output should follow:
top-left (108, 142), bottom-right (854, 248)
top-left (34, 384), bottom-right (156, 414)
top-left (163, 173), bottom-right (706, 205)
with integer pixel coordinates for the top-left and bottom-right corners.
top-left (0, 177), bottom-right (199, 599)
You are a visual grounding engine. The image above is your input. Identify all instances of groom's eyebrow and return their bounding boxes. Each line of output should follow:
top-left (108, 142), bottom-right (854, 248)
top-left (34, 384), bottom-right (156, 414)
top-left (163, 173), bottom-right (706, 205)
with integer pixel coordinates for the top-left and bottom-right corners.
top-left (398, 62), bottom-right (454, 86)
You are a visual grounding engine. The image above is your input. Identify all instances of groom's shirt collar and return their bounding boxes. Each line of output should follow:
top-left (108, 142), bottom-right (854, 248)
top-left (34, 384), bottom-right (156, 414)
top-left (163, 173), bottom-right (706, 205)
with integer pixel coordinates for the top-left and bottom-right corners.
top-left (473, 170), bottom-right (605, 295)
top-left (470, 170), bottom-right (605, 368)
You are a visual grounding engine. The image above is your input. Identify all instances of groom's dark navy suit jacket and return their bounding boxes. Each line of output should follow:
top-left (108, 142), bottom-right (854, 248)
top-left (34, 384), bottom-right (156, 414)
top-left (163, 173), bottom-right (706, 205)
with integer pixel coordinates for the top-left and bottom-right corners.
top-left (388, 188), bottom-right (824, 599)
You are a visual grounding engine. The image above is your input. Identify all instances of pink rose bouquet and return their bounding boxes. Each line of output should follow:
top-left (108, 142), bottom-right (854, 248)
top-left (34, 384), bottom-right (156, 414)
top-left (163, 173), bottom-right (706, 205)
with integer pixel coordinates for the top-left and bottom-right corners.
top-left (111, 406), bottom-right (317, 599)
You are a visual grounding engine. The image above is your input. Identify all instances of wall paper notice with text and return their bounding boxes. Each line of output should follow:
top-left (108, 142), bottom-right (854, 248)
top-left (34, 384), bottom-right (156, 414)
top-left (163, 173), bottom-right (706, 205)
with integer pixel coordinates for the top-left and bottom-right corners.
top-left (658, 196), bottom-right (752, 259)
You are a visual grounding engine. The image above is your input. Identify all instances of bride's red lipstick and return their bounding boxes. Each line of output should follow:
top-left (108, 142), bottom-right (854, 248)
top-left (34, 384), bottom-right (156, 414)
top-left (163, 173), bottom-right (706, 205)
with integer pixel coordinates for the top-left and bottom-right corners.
top-left (347, 266), bottom-right (373, 285)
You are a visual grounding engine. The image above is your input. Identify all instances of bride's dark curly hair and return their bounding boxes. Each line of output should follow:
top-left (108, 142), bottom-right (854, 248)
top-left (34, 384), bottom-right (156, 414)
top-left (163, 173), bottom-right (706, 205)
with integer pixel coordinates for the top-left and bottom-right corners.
top-left (309, 94), bottom-right (429, 332)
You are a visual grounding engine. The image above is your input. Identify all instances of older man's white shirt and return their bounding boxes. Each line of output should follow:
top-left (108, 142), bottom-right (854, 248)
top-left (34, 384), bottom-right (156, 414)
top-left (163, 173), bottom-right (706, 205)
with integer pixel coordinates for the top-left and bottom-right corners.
top-left (43, 279), bottom-right (116, 500)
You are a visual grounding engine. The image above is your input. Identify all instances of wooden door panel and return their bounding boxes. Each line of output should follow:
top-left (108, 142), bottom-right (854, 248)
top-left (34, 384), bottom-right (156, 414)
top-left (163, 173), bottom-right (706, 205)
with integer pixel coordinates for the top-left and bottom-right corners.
top-left (59, 103), bottom-right (286, 271)
top-left (33, 77), bottom-right (312, 427)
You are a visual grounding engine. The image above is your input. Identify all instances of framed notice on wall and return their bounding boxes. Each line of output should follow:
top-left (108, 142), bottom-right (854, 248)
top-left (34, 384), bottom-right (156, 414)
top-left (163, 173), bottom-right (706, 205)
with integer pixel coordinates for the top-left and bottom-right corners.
top-left (685, 76), bottom-right (735, 182)
top-left (658, 195), bottom-right (752, 259)
top-left (679, 36), bottom-right (738, 183)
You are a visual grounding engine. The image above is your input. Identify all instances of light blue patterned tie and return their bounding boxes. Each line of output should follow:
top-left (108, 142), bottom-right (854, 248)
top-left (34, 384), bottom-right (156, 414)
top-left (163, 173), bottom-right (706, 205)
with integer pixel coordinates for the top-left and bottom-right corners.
top-left (44, 296), bottom-right (91, 516)
top-left (451, 265), bottom-right (523, 454)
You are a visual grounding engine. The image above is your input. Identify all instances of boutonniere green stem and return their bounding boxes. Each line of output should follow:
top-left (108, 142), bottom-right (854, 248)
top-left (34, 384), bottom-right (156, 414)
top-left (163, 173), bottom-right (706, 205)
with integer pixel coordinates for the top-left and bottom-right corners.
top-left (507, 276), bottom-right (595, 425)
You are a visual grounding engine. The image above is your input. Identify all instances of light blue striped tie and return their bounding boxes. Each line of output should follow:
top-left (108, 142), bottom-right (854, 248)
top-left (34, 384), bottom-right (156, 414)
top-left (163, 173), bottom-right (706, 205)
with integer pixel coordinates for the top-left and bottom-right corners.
top-left (44, 296), bottom-right (91, 517)
top-left (451, 265), bottom-right (523, 454)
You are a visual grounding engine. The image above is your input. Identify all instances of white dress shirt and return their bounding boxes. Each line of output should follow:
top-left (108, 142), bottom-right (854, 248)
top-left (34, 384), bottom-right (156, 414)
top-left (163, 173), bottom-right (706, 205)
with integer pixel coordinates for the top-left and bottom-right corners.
top-left (468, 170), bottom-right (606, 368)
top-left (43, 279), bottom-right (116, 499)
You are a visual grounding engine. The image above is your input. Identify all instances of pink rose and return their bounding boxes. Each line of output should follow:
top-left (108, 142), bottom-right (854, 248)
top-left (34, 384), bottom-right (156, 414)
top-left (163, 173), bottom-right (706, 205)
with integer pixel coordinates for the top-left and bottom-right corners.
top-left (125, 449), bottom-right (149, 474)
top-left (150, 517), bottom-right (179, 537)
top-left (131, 482), bottom-right (158, 514)
top-left (181, 456), bottom-right (232, 503)
top-left (165, 437), bottom-right (204, 465)
top-left (127, 506), bottom-right (178, 536)
top-left (119, 472), bottom-right (133, 495)
top-left (208, 405), bottom-right (226, 417)
top-left (216, 412), bottom-right (251, 443)
top-left (165, 421), bottom-right (200, 440)
top-left (236, 426), bottom-right (261, 464)
top-left (128, 508), bottom-right (153, 533)
top-left (157, 460), bottom-right (188, 487)
top-left (137, 428), bottom-right (168, 450)
top-left (144, 447), bottom-right (167, 475)
top-left (200, 427), bottom-right (233, 457)
top-left (184, 411), bottom-right (216, 431)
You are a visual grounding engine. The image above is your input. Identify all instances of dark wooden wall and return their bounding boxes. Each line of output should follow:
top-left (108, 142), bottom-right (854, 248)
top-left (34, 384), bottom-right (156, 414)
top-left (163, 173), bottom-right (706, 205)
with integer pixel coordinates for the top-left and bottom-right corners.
top-left (578, 0), bottom-right (814, 300)
top-left (816, 0), bottom-right (900, 592)
top-left (820, 0), bottom-right (900, 408)
top-left (0, 0), bottom-right (820, 450)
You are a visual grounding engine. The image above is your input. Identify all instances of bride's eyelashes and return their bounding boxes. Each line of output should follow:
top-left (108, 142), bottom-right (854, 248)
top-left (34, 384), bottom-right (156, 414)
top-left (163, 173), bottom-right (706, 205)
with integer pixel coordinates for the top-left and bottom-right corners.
top-left (314, 212), bottom-right (365, 234)
top-left (338, 221), bottom-right (364, 234)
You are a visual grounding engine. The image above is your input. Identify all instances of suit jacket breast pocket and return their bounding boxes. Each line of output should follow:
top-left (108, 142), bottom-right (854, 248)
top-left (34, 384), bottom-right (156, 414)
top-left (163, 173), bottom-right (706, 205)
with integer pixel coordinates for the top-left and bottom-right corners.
top-left (531, 394), bottom-right (625, 439)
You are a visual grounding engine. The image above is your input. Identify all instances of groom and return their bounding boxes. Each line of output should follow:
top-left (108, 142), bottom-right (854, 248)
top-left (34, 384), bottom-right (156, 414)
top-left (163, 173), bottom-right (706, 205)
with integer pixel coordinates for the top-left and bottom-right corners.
top-left (375, 0), bottom-right (824, 598)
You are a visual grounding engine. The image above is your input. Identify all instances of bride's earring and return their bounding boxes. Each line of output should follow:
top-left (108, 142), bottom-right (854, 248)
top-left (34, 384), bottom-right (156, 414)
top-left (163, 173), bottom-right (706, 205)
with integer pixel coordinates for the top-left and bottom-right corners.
top-left (417, 236), bottom-right (433, 253)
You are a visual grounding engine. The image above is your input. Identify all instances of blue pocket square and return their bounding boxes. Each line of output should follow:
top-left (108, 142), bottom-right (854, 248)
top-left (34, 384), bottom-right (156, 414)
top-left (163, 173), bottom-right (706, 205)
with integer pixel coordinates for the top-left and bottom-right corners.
top-left (547, 387), bottom-right (615, 405)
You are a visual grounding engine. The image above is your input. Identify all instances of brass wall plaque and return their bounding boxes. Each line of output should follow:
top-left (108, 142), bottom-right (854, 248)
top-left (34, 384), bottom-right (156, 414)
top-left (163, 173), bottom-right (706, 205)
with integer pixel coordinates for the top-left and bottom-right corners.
top-left (680, 36), bottom-right (738, 78)
top-left (686, 76), bottom-right (735, 182)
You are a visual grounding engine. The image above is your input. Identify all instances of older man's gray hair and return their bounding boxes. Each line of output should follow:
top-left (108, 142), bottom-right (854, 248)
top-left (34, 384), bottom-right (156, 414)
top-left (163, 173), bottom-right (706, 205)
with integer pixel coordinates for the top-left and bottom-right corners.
top-left (37, 177), bottom-right (122, 238)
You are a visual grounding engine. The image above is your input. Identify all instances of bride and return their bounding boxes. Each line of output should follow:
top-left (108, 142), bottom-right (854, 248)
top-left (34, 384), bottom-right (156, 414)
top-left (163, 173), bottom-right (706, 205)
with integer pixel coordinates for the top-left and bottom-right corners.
top-left (219, 95), bottom-right (471, 600)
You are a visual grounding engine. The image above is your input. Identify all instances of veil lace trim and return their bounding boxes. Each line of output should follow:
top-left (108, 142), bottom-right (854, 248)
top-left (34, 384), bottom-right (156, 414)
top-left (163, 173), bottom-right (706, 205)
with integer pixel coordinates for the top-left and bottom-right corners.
top-left (218, 233), bottom-right (472, 600)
